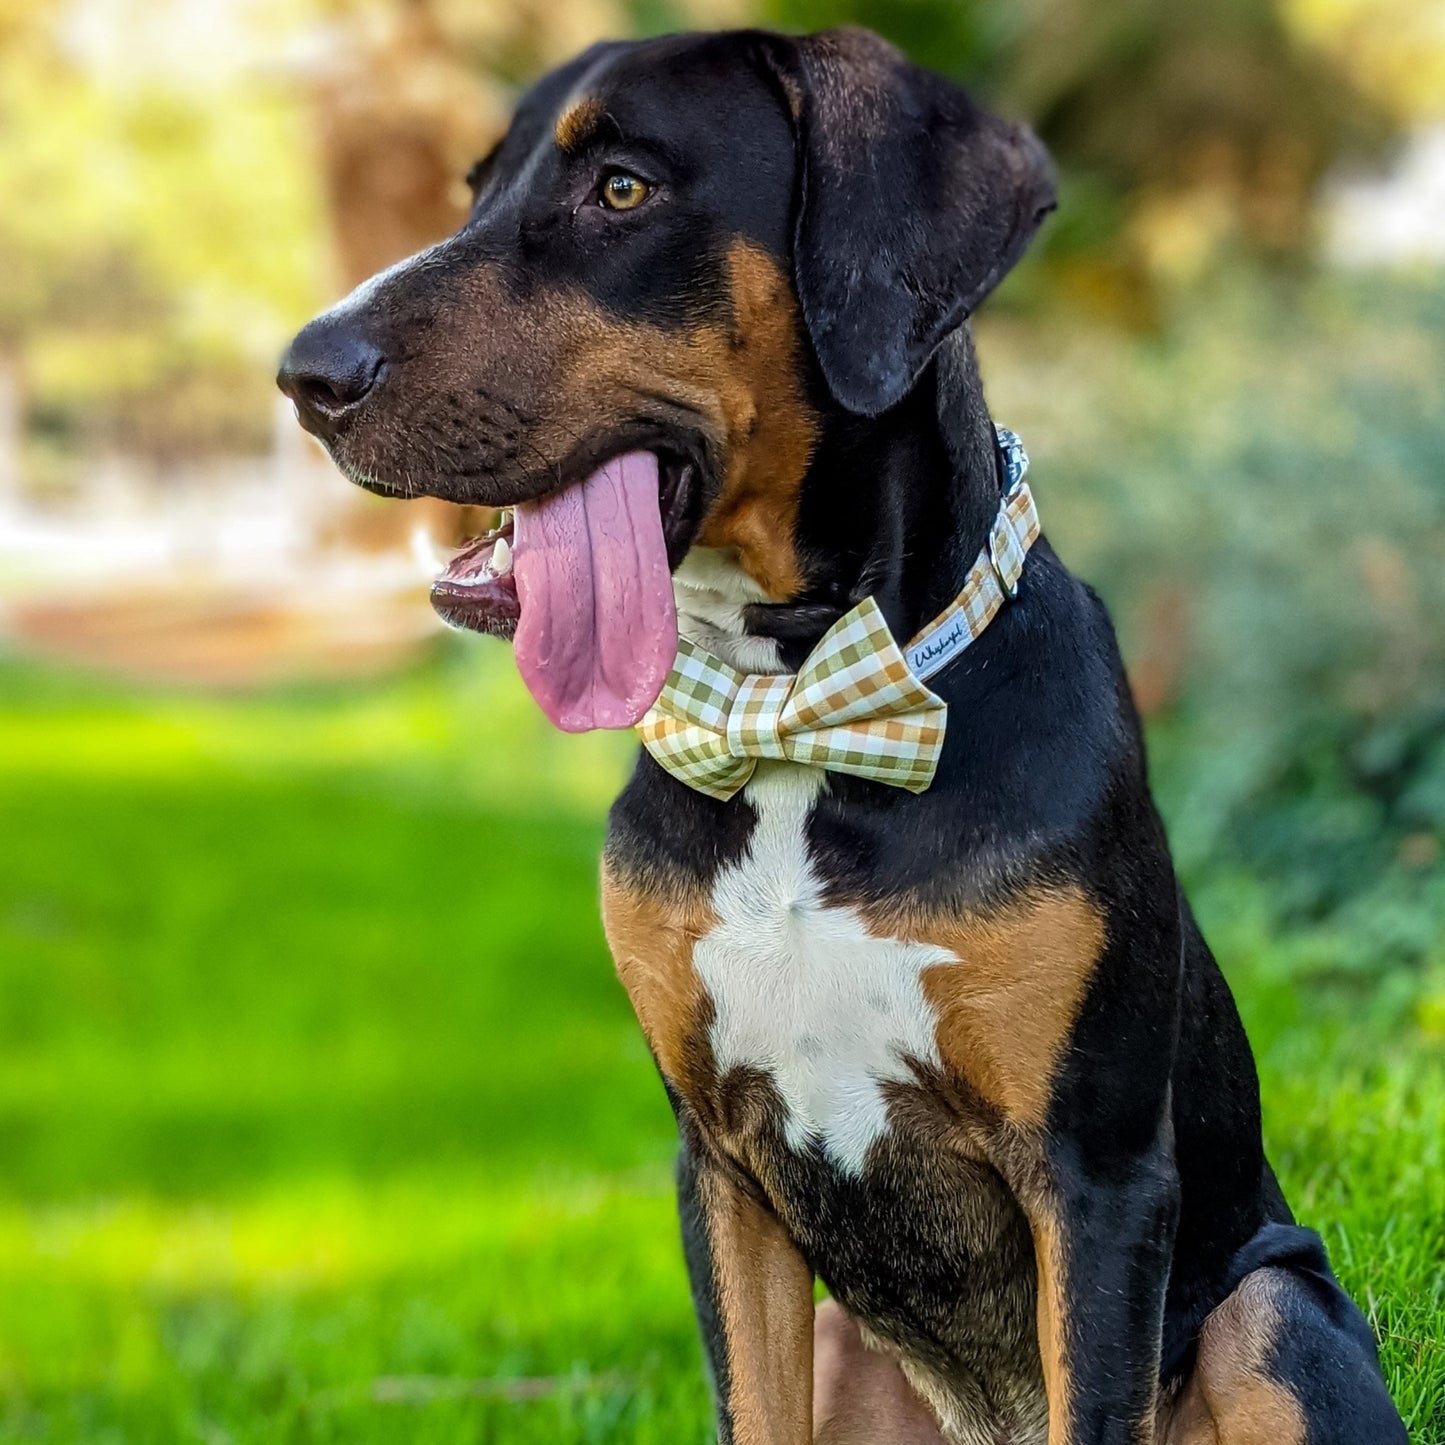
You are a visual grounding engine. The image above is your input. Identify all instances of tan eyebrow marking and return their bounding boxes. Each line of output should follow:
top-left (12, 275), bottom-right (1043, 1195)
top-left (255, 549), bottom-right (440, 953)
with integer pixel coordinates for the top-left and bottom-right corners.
top-left (554, 96), bottom-right (606, 153)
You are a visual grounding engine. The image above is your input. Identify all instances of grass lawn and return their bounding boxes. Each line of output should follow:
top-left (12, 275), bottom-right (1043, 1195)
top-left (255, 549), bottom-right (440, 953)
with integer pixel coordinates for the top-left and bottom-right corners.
top-left (1, 653), bottom-right (1441, 1442)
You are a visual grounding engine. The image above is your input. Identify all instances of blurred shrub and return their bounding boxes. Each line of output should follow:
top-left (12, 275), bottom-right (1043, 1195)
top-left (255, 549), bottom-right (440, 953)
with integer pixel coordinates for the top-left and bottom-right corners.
top-left (0, 1), bottom-right (328, 458)
top-left (760, 0), bottom-right (1394, 297)
top-left (1284, 0), bottom-right (1445, 124)
top-left (985, 270), bottom-right (1445, 1017)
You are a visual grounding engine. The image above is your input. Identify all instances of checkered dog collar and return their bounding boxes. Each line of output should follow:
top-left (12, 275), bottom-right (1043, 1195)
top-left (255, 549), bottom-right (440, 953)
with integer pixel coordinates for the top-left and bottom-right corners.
top-left (638, 427), bottom-right (1039, 801)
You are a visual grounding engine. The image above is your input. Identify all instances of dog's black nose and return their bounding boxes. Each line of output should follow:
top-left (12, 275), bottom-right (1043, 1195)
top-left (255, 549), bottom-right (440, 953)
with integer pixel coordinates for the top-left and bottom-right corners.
top-left (276, 318), bottom-right (386, 440)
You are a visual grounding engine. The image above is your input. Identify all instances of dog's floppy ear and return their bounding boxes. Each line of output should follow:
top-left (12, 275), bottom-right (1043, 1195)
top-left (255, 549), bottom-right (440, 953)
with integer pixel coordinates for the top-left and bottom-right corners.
top-left (759, 28), bottom-right (1056, 416)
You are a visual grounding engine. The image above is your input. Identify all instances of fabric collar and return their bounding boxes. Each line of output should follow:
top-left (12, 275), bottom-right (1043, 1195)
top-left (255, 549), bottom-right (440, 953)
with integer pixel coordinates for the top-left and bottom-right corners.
top-left (904, 425), bottom-right (1037, 680)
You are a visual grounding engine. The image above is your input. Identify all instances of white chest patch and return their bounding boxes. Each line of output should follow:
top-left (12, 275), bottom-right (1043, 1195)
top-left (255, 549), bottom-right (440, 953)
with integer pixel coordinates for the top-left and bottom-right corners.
top-left (693, 763), bottom-right (955, 1176)
top-left (672, 545), bottom-right (783, 675)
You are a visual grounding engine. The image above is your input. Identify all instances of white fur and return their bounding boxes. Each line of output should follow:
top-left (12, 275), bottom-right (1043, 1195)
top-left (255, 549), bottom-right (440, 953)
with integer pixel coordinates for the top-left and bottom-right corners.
top-left (693, 763), bottom-right (954, 1176)
top-left (673, 546), bottom-right (783, 674)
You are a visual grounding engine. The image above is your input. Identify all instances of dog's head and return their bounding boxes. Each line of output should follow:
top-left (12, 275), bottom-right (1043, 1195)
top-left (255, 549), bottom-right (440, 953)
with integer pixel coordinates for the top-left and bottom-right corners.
top-left (278, 28), bottom-right (1054, 730)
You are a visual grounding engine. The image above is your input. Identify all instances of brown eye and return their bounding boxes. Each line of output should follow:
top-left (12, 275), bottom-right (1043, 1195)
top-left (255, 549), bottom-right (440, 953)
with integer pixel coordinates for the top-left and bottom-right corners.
top-left (600, 172), bottom-right (649, 211)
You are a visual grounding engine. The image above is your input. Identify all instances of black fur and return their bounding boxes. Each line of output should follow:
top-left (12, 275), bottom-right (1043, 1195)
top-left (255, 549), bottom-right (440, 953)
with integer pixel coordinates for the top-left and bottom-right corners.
top-left (758, 30), bottom-right (1056, 415)
top-left (279, 26), bottom-right (1407, 1444)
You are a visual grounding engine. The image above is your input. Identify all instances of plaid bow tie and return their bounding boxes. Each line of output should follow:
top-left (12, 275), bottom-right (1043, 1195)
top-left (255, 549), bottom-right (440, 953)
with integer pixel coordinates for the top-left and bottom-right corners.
top-left (637, 427), bottom-right (1039, 802)
top-left (638, 595), bottom-right (947, 801)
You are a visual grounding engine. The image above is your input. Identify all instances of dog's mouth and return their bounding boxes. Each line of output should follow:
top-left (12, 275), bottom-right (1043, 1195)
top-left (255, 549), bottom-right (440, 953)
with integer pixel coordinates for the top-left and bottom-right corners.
top-left (429, 450), bottom-right (701, 732)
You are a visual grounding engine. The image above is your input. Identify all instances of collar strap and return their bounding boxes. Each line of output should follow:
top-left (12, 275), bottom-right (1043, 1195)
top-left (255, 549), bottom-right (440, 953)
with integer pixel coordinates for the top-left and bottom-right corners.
top-left (903, 426), bottom-right (1039, 681)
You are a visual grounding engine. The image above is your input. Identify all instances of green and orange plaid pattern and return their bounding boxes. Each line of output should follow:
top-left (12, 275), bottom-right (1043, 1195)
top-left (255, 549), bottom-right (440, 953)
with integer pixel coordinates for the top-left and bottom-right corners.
top-left (638, 595), bottom-right (947, 801)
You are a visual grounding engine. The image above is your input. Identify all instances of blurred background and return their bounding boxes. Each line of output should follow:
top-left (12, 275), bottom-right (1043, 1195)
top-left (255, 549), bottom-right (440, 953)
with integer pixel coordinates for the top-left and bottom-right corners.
top-left (1, 0), bottom-right (1442, 1440)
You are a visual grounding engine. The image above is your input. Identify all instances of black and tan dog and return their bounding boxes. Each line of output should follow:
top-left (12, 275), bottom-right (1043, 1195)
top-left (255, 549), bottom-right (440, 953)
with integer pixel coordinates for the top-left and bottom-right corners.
top-left (278, 28), bottom-right (1408, 1445)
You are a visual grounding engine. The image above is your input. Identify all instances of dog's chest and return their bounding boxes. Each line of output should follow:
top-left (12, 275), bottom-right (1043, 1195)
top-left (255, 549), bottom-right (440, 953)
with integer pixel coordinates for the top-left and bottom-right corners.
top-left (689, 764), bottom-right (955, 1174)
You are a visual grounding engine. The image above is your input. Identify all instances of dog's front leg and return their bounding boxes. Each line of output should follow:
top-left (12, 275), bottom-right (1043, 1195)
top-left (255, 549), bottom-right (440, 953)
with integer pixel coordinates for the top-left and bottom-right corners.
top-left (1027, 1139), bottom-right (1180, 1445)
top-left (678, 1137), bottom-right (815, 1445)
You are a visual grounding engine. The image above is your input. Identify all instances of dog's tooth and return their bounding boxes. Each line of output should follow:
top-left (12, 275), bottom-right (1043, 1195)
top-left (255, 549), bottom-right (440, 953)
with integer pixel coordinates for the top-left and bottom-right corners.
top-left (492, 535), bottom-right (513, 575)
top-left (498, 509), bottom-right (513, 529)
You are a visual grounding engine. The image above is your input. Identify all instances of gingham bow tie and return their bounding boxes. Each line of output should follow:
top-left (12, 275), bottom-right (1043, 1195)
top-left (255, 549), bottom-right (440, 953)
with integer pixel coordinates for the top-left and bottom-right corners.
top-left (639, 596), bottom-right (948, 801)
top-left (638, 427), bottom-right (1039, 802)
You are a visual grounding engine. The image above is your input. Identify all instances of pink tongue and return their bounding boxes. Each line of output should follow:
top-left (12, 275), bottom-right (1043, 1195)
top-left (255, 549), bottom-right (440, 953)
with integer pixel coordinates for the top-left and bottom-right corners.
top-left (511, 451), bottom-right (677, 732)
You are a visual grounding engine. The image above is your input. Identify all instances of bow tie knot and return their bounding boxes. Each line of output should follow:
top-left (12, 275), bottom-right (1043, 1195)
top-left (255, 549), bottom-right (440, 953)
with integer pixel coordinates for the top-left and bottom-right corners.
top-left (729, 673), bottom-right (795, 760)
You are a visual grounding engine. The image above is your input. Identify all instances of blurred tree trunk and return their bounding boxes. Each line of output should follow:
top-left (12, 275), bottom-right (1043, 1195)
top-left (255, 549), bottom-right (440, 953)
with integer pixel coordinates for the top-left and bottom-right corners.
top-left (313, 0), bottom-right (502, 290)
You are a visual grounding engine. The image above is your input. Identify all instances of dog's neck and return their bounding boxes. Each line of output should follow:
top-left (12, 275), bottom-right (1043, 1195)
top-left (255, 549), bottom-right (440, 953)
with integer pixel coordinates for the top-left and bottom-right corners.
top-left (674, 326), bottom-right (1005, 675)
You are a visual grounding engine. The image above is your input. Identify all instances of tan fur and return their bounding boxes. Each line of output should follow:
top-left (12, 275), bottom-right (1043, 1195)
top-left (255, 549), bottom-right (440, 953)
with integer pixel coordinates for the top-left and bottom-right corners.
top-left (601, 866), bottom-right (807, 1166)
top-left (864, 887), bottom-right (1106, 1126)
top-left (1030, 1214), bottom-right (1074, 1445)
top-left (692, 243), bottom-right (818, 598)
top-left (426, 241), bottom-right (816, 597)
top-left (547, 242), bottom-right (817, 598)
top-left (600, 866), bottom-right (716, 1095)
top-left (701, 1167), bottom-right (815, 1445)
top-left (362, 234), bottom-right (819, 597)
top-left (1162, 1270), bottom-right (1307, 1445)
top-left (858, 888), bottom-right (1107, 1442)
top-left (554, 96), bottom-right (605, 152)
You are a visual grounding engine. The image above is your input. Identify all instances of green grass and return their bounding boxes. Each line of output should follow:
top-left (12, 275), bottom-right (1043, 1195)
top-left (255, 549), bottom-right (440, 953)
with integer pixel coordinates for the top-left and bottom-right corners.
top-left (1, 654), bottom-right (1441, 1442)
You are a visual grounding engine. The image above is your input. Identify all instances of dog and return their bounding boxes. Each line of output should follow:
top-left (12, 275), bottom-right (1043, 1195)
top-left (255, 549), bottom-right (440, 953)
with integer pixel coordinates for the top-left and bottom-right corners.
top-left (278, 28), bottom-right (1408, 1444)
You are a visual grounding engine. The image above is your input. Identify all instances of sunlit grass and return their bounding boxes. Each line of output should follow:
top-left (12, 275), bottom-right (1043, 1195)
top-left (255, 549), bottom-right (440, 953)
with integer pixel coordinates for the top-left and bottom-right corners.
top-left (0, 646), bottom-right (632, 810)
top-left (0, 1172), bottom-right (704, 1445)
top-left (1, 653), bottom-right (1441, 1442)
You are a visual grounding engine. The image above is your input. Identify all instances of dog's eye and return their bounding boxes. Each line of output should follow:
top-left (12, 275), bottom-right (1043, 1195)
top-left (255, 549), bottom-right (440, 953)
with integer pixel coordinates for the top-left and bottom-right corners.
top-left (600, 172), bottom-right (650, 212)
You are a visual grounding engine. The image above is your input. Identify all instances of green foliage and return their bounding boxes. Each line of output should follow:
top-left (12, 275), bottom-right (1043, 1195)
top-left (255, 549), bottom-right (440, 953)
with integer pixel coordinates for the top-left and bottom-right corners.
top-left (0, 4), bottom-right (327, 455)
top-left (983, 271), bottom-right (1445, 1017)
top-left (0, 657), bottom-right (1442, 1441)
top-left (755, 0), bottom-right (1391, 279)
top-left (759, 0), bottom-right (1015, 82)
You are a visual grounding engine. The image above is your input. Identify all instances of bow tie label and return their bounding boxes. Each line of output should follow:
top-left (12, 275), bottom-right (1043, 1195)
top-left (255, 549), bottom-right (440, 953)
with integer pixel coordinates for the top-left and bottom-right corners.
top-left (906, 612), bottom-right (973, 680)
top-left (904, 477), bottom-right (1038, 682)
